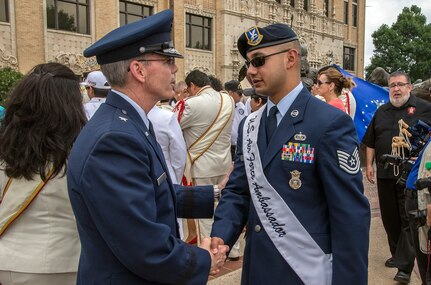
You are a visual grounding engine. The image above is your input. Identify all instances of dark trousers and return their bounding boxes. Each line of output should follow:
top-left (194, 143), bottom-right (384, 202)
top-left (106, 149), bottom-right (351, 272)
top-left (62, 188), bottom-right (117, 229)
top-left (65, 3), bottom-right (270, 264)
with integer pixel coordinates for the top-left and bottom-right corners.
top-left (377, 178), bottom-right (415, 272)
top-left (405, 189), bottom-right (431, 285)
top-left (231, 145), bottom-right (236, 161)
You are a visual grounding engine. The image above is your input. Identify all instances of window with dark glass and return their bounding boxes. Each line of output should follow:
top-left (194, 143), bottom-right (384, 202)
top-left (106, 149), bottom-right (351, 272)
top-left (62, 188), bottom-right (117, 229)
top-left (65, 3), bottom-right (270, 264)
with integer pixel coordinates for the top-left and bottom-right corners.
top-left (324, 0), bottom-right (329, 17)
top-left (303, 0), bottom-right (309, 11)
top-left (186, 13), bottom-right (212, 51)
top-left (46, 0), bottom-right (89, 34)
top-left (0, 0), bottom-right (8, 22)
top-left (352, 0), bottom-right (358, 27)
top-left (119, 1), bottom-right (152, 26)
top-left (290, 0), bottom-right (295, 7)
top-left (343, 46), bottom-right (355, 71)
top-left (343, 0), bottom-right (349, 24)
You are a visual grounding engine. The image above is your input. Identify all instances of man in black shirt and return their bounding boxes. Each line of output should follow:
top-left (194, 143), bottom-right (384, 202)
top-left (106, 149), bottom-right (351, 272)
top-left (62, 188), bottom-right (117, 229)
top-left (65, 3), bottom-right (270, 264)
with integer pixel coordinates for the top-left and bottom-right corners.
top-left (363, 71), bottom-right (431, 283)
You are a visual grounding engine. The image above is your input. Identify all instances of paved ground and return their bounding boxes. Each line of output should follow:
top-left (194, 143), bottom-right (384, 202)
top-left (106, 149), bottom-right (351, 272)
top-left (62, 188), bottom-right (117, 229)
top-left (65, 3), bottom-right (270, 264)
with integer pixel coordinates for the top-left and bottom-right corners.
top-left (206, 170), bottom-right (423, 285)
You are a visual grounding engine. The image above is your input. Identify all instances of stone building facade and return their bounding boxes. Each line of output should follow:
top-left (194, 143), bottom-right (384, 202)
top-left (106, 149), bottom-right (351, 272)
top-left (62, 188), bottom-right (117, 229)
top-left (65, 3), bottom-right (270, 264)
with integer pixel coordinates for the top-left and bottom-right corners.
top-left (0, 0), bottom-right (365, 80)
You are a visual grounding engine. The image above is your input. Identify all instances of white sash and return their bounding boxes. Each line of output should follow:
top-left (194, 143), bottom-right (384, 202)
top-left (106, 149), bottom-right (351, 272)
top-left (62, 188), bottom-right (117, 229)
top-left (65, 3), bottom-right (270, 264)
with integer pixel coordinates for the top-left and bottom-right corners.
top-left (243, 107), bottom-right (332, 285)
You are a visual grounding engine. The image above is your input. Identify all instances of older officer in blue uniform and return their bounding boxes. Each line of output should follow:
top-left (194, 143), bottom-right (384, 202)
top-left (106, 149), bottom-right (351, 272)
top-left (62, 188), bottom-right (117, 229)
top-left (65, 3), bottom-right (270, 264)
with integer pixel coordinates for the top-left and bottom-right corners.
top-left (67, 10), bottom-right (227, 285)
top-left (210, 24), bottom-right (371, 285)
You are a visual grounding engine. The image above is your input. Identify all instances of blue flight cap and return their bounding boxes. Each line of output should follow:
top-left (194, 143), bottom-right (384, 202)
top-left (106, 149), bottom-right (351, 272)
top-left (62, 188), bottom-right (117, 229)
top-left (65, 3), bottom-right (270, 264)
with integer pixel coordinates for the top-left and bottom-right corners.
top-left (84, 9), bottom-right (183, 64)
top-left (237, 23), bottom-right (298, 59)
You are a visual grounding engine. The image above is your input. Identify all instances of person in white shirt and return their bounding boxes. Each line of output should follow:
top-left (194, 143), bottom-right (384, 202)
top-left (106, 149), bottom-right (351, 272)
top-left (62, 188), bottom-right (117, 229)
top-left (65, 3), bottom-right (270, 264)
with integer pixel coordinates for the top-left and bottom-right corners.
top-left (83, 71), bottom-right (111, 120)
top-left (224, 80), bottom-right (248, 160)
top-left (147, 107), bottom-right (186, 186)
top-left (148, 106), bottom-right (187, 239)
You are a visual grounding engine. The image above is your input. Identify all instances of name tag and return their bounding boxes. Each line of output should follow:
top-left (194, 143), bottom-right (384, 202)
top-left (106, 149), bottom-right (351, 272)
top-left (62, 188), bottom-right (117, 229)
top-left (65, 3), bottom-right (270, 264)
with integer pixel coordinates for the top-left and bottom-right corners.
top-left (157, 172), bottom-right (167, 186)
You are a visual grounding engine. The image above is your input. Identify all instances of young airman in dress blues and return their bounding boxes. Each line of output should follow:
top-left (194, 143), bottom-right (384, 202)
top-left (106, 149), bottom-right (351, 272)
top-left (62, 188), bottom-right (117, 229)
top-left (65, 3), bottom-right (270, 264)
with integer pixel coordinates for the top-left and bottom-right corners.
top-left (210, 23), bottom-right (371, 285)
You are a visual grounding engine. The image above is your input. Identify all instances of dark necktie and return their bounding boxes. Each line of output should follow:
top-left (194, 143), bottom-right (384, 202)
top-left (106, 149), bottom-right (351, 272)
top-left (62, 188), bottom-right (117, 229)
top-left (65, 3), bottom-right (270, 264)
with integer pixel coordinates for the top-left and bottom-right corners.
top-left (266, 106), bottom-right (278, 143)
top-left (148, 121), bottom-right (156, 138)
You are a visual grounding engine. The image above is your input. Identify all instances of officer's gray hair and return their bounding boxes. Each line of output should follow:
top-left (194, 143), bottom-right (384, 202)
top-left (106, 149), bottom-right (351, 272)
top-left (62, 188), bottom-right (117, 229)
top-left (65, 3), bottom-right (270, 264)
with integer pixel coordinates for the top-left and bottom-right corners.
top-left (100, 58), bottom-right (133, 87)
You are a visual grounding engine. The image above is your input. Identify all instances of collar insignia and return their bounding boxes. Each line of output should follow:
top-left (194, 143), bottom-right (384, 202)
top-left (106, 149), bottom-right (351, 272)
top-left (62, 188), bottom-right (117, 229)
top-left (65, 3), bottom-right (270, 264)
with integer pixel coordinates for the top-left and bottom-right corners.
top-left (291, 110), bottom-right (299, 117)
top-left (119, 116), bottom-right (128, 122)
top-left (245, 26), bottom-right (263, 46)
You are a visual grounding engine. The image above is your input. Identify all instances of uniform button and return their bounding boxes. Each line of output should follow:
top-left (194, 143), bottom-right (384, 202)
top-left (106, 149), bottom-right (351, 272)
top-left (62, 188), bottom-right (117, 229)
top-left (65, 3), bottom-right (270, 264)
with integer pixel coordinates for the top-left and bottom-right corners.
top-left (254, 225), bottom-right (261, 232)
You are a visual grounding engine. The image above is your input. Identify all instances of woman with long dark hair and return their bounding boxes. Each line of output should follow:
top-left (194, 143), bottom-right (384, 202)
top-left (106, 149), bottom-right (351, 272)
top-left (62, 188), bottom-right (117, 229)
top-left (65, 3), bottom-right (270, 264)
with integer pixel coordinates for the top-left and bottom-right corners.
top-left (0, 63), bottom-right (86, 285)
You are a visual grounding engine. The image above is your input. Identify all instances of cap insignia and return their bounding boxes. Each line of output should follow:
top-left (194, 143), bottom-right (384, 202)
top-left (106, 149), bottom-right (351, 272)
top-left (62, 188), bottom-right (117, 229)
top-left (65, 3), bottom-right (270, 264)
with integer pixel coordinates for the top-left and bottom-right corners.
top-left (245, 26), bottom-right (263, 46)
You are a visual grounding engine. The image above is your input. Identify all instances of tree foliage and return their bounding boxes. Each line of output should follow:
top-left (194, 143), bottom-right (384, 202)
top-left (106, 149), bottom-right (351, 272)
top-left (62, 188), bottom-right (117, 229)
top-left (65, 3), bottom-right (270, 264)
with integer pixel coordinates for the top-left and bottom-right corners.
top-left (0, 67), bottom-right (23, 106)
top-left (365, 5), bottom-right (431, 82)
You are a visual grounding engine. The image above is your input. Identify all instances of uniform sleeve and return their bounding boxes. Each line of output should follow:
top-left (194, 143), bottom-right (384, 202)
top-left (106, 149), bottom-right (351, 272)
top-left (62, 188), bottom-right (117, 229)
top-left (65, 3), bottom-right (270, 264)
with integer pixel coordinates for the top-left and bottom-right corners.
top-left (317, 113), bottom-right (371, 285)
top-left (175, 184), bottom-right (215, 219)
top-left (406, 140), bottom-right (431, 189)
top-left (79, 131), bottom-right (211, 284)
top-left (211, 118), bottom-right (250, 247)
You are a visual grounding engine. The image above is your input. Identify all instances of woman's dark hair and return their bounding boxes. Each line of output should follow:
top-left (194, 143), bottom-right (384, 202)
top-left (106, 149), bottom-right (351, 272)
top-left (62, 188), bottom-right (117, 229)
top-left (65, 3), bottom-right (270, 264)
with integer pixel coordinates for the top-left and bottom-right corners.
top-left (0, 63), bottom-right (87, 181)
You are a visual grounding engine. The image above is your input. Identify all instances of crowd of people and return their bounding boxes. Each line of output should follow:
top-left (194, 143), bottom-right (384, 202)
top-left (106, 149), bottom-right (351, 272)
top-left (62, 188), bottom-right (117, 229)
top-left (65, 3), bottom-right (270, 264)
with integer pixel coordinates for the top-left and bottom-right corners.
top-left (0, 8), bottom-right (431, 285)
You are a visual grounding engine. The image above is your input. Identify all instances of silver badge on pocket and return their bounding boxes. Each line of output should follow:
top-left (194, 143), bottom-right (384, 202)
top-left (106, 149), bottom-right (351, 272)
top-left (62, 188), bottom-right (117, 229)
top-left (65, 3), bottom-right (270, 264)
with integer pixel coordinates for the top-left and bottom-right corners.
top-left (289, 170), bottom-right (302, 190)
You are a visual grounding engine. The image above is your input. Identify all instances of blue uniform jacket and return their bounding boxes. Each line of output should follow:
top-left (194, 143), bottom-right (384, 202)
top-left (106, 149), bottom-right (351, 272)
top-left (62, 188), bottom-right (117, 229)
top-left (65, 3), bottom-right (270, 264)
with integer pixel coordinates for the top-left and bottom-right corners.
top-left (67, 91), bottom-right (214, 285)
top-left (406, 139), bottom-right (431, 190)
top-left (211, 88), bottom-right (371, 285)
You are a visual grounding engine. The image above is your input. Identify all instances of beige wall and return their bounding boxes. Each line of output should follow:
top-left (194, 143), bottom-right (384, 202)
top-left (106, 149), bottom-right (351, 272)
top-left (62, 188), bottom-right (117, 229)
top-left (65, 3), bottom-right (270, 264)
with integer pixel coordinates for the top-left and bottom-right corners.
top-left (1, 0), bottom-right (366, 78)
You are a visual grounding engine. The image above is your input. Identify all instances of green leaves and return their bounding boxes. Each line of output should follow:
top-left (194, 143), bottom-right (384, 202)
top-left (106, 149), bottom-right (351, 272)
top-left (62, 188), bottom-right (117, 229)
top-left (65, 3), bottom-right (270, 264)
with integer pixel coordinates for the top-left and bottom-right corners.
top-left (365, 5), bottom-right (431, 82)
top-left (0, 67), bottom-right (23, 107)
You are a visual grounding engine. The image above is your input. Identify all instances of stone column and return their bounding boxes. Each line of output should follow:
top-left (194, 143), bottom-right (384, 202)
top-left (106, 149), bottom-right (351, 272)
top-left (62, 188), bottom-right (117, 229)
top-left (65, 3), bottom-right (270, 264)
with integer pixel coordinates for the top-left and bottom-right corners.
top-left (15, 0), bottom-right (45, 73)
top-left (172, 0), bottom-right (185, 80)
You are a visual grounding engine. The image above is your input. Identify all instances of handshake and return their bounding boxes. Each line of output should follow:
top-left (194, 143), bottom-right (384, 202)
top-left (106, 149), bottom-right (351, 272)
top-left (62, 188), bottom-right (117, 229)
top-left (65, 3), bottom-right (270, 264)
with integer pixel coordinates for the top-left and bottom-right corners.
top-left (199, 237), bottom-right (230, 275)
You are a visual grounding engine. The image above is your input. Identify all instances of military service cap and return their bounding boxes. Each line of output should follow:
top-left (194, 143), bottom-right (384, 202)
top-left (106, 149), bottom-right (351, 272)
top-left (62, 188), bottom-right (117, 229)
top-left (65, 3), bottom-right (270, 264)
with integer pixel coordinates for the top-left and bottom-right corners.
top-left (84, 9), bottom-right (183, 64)
top-left (237, 23), bottom-right (298, 59)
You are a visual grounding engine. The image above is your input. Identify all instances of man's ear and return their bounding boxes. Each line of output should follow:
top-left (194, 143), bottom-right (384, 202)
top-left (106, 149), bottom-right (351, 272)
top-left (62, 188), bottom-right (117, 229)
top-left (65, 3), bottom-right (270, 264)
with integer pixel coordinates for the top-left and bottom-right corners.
top-left (129, 60), bottom-right (146, 83)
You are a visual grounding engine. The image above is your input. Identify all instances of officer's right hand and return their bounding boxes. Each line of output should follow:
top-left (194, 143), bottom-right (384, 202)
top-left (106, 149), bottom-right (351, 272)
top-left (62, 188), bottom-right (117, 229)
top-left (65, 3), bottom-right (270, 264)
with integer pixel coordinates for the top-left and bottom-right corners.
top-left (366, 166), bottom-right (375, 184)
top-left (200, 237), bottom-right (228, 275)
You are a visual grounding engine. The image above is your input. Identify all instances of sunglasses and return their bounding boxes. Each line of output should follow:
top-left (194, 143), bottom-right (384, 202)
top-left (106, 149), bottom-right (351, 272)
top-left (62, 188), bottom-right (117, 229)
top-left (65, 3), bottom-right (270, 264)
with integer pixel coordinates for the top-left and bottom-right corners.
top-left (245, 49), bottom-right (292, 68)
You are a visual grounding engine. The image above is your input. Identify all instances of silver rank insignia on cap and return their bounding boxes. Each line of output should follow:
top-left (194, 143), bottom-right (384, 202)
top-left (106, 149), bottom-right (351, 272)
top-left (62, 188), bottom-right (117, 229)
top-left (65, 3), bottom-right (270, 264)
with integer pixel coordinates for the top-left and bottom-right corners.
top-left (245, 26), bottom-right (263, 46)
top-left (289, 170), bottom-right (302, 190)
top-left (294, 132), bottom-right (306, 141)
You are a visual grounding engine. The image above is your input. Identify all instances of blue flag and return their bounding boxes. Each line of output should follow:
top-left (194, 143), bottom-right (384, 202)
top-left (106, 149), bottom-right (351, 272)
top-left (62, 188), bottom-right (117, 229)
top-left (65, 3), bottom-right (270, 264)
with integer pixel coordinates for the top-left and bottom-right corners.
top-left (333, 64), bottom-right (389, 141)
